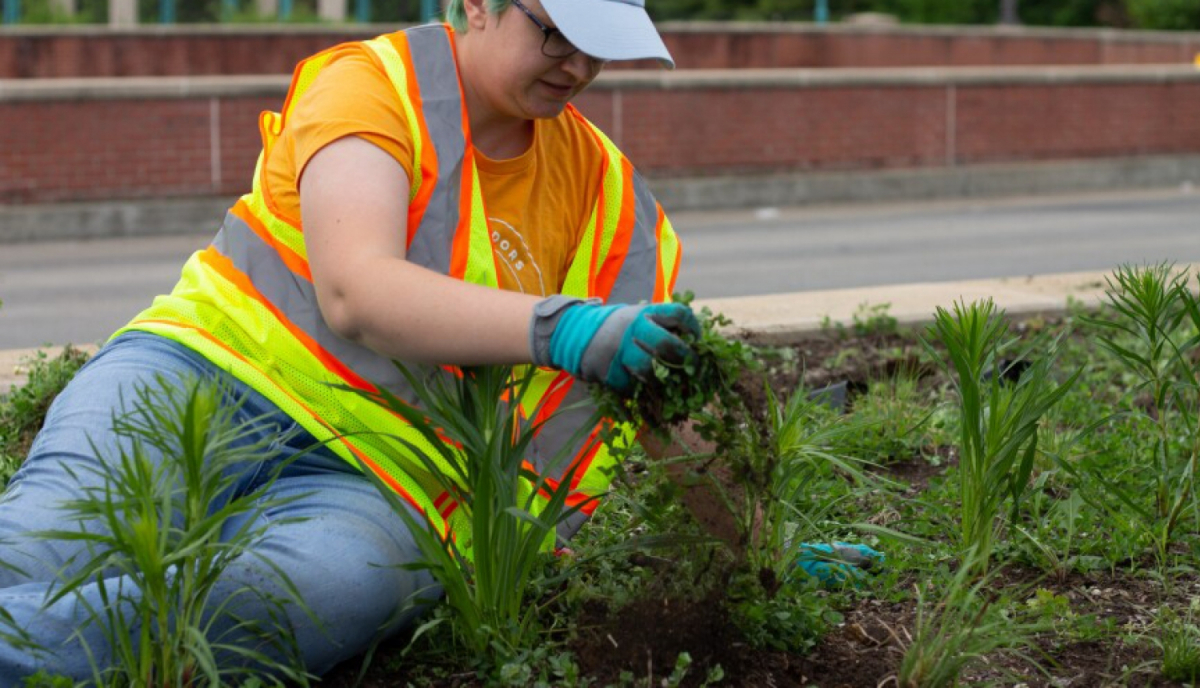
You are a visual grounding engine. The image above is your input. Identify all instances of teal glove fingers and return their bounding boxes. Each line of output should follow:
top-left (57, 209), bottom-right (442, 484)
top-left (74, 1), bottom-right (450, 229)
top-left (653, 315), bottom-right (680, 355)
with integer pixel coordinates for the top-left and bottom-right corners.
top-left (603, 303), bottom-right (701, 391)
top-left (794, 542), bottom-right (885, 588)
top-left (535, 298), bottom-right (700, 394)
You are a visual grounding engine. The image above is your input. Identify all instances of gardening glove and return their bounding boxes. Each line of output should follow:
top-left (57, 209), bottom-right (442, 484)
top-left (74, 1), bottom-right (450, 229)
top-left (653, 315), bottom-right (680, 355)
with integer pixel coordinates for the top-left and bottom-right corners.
top-left (794, 542), bottom-right (885, 588)
top-left (529, 295), bottom-right (701, 395)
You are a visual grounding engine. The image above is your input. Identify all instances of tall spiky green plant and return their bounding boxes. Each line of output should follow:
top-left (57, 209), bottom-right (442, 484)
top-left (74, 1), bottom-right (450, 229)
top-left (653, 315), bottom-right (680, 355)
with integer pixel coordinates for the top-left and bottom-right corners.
top-left (357, 364), bottom-right (600, 662)
top-left (1085, 264), bottom-right (1200, 547)
top-left (36, 376), bottom-right (313, 687)
top-left (924, 299), bottom-right (1079, 573)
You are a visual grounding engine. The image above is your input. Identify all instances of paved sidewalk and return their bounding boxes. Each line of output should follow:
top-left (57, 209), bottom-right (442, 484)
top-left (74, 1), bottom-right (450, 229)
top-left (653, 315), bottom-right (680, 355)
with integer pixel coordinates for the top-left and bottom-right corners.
top-left (1, 266), bottom-right (1155, 393)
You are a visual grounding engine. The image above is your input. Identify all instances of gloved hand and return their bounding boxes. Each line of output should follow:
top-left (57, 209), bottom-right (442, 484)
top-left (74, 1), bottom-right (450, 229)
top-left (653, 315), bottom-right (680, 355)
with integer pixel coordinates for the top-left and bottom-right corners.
top-left (794, 542), bottom-right (885, 588)
top-left (530, 295), bottom-right (701, 394)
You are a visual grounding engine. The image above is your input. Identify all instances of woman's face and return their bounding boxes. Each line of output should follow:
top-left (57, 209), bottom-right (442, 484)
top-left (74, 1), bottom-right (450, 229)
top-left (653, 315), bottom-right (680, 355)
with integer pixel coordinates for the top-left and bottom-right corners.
top-left (461, 0), bottom-right (606, 122)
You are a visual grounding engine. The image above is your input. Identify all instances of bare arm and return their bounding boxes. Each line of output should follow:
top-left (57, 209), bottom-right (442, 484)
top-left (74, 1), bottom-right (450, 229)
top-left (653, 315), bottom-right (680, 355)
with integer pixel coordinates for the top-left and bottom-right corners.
top-left (301, 137), bottom-right (541, 365)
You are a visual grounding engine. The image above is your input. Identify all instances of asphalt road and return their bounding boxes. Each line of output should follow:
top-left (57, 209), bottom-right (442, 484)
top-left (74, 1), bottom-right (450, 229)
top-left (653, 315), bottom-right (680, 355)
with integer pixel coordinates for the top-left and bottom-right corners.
top-left (1, 187), bottom-right (1197, 349)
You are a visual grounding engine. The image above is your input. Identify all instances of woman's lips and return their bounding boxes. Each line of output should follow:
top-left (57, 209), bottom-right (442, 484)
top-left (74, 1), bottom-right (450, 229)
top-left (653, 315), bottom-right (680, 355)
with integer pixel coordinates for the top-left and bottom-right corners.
top-left (540, 80), bottom-right (574, 98)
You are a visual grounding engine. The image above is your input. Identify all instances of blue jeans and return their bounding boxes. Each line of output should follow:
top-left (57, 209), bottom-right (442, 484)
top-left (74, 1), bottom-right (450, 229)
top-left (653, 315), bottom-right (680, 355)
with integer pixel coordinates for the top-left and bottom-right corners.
top-left (0, 332), bottom-right (437, 683)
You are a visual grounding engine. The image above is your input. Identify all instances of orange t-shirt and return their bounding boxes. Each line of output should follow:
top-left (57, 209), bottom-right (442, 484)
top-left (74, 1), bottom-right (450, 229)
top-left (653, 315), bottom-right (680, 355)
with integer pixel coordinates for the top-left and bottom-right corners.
top-left (265, 48), bottom-right (605, 297)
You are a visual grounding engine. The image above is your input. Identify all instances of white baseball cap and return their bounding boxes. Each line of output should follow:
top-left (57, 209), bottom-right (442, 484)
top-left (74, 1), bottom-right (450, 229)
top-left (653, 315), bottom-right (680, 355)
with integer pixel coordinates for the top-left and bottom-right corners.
top-left (540, 0), bottom-right (675, 69)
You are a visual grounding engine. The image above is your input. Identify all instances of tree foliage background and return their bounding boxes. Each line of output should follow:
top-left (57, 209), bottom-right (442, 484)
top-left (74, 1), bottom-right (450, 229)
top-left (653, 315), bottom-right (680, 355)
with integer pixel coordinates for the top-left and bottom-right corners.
top-left (646, 0), bottom-right (1198, 30)
top-left (8, 0), bottom-right (1200, 30)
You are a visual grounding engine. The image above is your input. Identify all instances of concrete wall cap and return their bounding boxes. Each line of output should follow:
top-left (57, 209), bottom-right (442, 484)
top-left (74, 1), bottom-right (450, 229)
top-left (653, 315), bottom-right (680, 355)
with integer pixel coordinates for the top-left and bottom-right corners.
top-left (593, 63), bottom-right (1200, 89)
top-left (0, 74), bottom-right (290, 101)
top-left (5, 63), bottom-right (1194, 101)
top-left (0, 23), bottom-right (404, 37)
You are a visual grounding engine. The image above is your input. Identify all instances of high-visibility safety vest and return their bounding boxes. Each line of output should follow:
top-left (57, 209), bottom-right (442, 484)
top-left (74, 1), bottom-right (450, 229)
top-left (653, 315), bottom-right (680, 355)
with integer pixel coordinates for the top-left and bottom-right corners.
top-left (118, 24), bottom-right (682, 557)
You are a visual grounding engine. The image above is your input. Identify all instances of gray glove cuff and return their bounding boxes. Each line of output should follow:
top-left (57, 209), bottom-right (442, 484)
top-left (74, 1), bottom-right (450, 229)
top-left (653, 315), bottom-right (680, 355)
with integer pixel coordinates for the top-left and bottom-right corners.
top-left (529, 295), bottom-right (599, 368)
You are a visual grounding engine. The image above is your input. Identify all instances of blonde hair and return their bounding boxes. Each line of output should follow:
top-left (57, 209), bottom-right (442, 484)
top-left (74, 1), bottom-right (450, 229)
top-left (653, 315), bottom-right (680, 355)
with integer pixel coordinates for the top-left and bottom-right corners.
top-left (444, 0), bottom-right (512, 32)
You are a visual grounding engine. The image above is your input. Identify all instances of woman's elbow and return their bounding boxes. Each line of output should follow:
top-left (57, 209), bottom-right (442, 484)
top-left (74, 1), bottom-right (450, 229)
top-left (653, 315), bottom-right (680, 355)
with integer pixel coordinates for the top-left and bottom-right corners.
top-left (316, 286), bottom-right (364, 344)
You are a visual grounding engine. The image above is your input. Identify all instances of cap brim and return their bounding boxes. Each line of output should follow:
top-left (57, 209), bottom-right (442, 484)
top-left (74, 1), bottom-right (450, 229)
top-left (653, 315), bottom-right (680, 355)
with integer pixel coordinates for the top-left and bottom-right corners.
top-left (540, 0), bottom-right (675, 69)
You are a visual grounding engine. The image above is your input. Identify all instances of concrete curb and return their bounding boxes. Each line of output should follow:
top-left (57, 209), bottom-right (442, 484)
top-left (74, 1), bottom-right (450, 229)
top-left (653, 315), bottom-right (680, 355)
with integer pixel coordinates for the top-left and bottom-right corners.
top-left (4, 266), bottom-right (1179, 392)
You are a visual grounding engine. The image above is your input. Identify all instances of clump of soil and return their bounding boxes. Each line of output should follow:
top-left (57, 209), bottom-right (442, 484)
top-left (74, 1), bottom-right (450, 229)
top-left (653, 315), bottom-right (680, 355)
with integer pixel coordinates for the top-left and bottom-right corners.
top-left (570, 591), bottom-right (900, 688)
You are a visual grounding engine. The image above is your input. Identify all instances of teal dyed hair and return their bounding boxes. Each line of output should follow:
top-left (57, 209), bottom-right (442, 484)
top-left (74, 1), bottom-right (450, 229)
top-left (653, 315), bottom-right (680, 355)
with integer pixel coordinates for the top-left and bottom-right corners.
top-left (445, 0), bottom-right (512, 32)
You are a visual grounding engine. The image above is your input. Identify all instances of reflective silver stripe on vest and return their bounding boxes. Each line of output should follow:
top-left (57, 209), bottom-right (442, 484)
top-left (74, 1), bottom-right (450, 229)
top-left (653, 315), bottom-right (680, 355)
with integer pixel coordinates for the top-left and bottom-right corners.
top-left (606, 171), bottom-right (660, 305)
top-left (526, 379), bottom-right (610, 540)
top-left (213, 213), bottom-right (417, 400)
top-left (528, 381), bottom-right (598, 479)
top-left (405, 25), bottom-right (467, 275)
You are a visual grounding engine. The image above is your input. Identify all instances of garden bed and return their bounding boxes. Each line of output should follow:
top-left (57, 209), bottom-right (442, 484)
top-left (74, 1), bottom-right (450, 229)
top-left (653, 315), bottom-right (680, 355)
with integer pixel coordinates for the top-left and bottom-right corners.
top-left (4, 265), bottom-right (1200, 687)
top-left (324, 275), bottom-right (1200, 687)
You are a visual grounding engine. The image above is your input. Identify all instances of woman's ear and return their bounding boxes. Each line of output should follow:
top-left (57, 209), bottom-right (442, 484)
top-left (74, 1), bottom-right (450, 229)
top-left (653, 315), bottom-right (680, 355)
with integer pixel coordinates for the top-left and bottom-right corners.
top-left (462, 0), bottom-right (490, 31)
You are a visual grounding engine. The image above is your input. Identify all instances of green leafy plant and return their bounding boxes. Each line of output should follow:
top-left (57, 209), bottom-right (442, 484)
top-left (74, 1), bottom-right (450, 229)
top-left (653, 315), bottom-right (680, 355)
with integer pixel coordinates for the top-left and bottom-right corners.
top-left (358, 364), bottom-right (601, 664)
top-left (1084, 264), bottom-right (1200, 551)
top-left (0, 346), bottom-right (90, 487)
top-left (36, 376), bottom-right (312, 687)
top-left (891, 550), bottom-right (1048, 688)
top-left (923, 298), bottom-right (1080, 574)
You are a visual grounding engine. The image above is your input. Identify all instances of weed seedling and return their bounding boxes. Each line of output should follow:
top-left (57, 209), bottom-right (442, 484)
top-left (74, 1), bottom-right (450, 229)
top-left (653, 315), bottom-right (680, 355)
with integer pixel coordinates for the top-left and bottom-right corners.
top-left (890, 550), bottom-right (1048, 687)
top-left (1155, 603), bottom-right (1200, 683)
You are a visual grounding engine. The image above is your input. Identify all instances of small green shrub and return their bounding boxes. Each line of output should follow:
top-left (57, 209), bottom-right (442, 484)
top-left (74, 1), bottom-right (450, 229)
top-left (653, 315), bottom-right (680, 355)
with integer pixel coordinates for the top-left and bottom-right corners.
top-left (0, 346), bottom-right (90, 487)
top-left (823, 302), bottom-right (900, 340)
top-left (841, 376), bottom-right (938, 464)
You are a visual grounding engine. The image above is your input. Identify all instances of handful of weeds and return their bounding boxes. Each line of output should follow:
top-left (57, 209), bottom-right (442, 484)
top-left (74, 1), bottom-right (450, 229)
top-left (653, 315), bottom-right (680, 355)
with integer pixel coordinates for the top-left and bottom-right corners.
top-left (594, 294), bottom-right (756, 431)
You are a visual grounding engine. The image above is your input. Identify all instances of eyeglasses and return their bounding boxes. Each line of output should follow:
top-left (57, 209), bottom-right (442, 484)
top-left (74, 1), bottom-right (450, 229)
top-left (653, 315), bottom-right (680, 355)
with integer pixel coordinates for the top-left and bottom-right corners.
top-left (509, 0), bottom-right (600, 61)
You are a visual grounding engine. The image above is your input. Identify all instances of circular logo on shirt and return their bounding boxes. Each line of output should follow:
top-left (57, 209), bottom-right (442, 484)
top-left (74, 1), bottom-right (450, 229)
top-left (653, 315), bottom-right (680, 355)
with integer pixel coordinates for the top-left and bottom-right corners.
top-left (489, 217), bottom-right (547, 296)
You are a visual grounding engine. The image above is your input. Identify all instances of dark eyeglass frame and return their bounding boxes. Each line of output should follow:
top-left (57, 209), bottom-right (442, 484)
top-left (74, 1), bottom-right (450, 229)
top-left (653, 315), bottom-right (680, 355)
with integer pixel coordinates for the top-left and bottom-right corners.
top-left (509, 0), bottom-right (605, 62)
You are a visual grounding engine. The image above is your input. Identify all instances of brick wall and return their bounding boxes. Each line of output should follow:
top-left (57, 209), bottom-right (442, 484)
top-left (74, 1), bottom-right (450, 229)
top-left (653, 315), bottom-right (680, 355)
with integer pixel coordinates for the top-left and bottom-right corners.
top-left (2, 23), bottom-right (1199, 77)
top-left (0, 95), bottom-right (274, 203)
top-left (3, 67), bottom-right (1198, 205)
